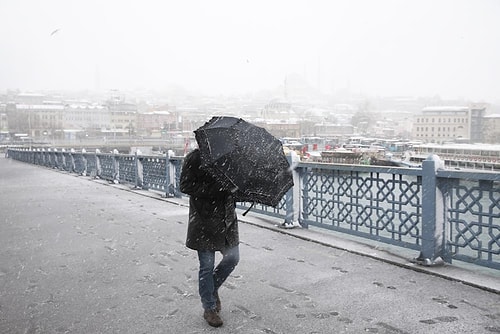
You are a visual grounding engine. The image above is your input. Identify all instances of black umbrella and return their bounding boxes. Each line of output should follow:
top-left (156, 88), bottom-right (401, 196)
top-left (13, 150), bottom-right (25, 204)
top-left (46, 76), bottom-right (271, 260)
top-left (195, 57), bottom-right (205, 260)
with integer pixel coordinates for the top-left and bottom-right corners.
top-left (194, 116), bottom-right (294, 207)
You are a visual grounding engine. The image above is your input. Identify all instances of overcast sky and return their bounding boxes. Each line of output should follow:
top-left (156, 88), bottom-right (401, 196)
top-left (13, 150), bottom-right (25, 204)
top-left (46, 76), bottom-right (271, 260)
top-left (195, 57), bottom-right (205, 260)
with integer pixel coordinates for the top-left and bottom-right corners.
top-left (1, 0), bottom-right (499, 102)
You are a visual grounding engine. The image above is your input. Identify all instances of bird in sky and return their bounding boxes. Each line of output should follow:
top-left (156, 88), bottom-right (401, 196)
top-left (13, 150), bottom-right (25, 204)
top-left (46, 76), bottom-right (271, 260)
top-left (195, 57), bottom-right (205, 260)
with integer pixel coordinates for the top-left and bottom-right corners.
top-left (50, 28), bottom-right (60, 36)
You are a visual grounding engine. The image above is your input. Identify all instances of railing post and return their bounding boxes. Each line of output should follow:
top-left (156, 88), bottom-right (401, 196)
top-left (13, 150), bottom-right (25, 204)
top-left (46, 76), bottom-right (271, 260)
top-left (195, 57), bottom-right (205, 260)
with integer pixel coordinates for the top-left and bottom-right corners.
top-left (298, 166), bottom-right (309, 228)
top-left (284, 151), bottom-right (302, 227)
top-left (47, 148), bottom-right (52, 168)
top-left (69, 149), bottom-right (76, 173)
top-left (112, 152), bottom-right (119, 183)
top-left (94, 150), bottom-right (101, 178)
top-left (172, 157), bottom-right (182, 198)
top-left (28, 149), bottom-right (34, 164)
top-left (134, 152), bottom-right (143, 189)
top-left (415, 154), bottom-right (447, 266)
top-left (60, 149), bottom-right (65, 170)
top-left (81, 151), bottom-right (88, 176)
top-left (165, 150), bottom-right (174, 197)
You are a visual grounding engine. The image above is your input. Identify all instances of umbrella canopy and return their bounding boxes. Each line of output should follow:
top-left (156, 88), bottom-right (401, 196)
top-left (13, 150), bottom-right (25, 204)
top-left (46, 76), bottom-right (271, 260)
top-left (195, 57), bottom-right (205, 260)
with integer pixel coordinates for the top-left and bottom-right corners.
top-left (194, 116), bottom-right (294, 207)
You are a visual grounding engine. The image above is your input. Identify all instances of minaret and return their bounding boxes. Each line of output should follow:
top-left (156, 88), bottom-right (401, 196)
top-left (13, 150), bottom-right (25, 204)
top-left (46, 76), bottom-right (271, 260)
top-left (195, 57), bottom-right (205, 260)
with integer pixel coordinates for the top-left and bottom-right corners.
top-left (284, 76), bottom-right (288, 101)
top-left (317, 54), bottom-right (321, 93)
top-left (95, 64), bottom-right (101, 92)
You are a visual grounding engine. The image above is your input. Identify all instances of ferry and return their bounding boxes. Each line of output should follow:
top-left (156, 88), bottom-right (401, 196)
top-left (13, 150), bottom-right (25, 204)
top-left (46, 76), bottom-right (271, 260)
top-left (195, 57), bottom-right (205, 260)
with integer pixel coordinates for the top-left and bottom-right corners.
top-left (283, 136), bottom-right (500, 171)
top-left (318, 148), bottom-right (365, 164)
top-left (408, 143), bottom-right (500, 171)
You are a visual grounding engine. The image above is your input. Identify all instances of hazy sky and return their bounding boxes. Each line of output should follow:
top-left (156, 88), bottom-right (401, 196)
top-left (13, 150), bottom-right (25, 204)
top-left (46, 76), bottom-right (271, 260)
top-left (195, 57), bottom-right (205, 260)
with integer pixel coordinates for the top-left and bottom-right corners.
top-left (1, 0), bottom-right (499, 102)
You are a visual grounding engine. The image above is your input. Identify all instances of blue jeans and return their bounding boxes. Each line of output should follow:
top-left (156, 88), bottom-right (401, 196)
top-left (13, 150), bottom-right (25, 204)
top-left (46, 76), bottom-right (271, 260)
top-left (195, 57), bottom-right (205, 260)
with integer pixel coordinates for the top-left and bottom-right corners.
top-left (197, 245), bottom-right (240, 310)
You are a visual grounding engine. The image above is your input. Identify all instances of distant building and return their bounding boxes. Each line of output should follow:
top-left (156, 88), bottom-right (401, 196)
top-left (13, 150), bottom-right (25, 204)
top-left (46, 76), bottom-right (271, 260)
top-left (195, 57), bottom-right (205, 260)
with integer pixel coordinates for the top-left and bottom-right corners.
top-left (14, 93), bottom-right (46, 105)
top-left (313, 123), bottom-right (355, 137)
top-left (482, 114), bottom-right (500, 144)
top-left (262, 100), bottom-right (293, 119)
top-left (412, 106), bottom-right (472, 144)
top-left (107, 99), bottom-right (138, 137)
top-left (0, 110), bottom-right (8, 141)
top-left (136, 110), bottom-right (177, 138)
top-left (63, 103), bottom-right (109, 139)
top-left (7, 102), bottom-right (65, 140)
top-left (255, 120), bottom-right (301, 139)
top-left (469, 105), bottom-right (486, 143)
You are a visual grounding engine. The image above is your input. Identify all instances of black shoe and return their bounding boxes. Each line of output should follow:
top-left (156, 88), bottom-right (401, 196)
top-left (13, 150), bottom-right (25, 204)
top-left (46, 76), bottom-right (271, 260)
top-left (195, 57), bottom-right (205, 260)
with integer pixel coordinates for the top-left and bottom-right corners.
top-left (204, 309), bottom-right (223, 327)
top-left (214, 290), bottom-right (221, 313)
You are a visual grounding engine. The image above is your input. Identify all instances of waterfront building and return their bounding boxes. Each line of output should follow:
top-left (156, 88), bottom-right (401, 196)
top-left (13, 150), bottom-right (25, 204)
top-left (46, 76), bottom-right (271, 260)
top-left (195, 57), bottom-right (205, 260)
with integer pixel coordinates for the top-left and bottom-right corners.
top-left (6, 102), bottom-right (65, 140)
top-left (64, 103), bottom-right (109, 139)
top-left (136, 110), bottom-right (177, 138)
top-left (107, 98), bottom-right (138, 138)
top-left (0, 111), bottom-right (8, 141)
top-left (412, 105), bottom-right (487, 144)
top-left (470, 105), bottom-right (486, 143)
top-left (482, 114), bottom-right (500, 143)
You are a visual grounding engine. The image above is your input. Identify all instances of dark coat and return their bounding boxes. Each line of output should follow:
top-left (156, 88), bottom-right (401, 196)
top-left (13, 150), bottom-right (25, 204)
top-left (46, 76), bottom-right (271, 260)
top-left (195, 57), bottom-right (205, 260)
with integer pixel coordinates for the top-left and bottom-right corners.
top-left (180, 149), bottom-right (239, 251)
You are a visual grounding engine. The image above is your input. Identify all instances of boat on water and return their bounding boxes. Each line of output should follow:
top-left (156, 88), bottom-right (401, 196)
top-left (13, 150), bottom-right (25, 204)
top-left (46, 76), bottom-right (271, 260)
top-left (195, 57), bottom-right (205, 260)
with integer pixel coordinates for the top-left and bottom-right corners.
top-left (282, 136), bottom-right (500, 171)
top-left (318, 148), bottom-right (365, 164)
top-left (301, 142), bottom-right (499, 171)
top-left (408, 143), bottom-right (500, 171)
top-left (369, 156), bottom-right (421, 168)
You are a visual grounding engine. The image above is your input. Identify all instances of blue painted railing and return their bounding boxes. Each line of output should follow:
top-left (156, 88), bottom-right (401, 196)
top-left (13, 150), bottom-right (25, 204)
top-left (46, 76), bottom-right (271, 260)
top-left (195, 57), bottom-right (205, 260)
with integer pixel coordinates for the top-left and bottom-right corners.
top-left (7, 148), bottom-right (500, 270)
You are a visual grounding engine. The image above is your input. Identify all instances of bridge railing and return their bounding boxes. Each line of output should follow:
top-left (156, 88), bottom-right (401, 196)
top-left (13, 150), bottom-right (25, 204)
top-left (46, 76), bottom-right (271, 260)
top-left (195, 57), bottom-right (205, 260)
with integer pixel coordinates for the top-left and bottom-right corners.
top-left (6, 148), bottom-right (500, 270)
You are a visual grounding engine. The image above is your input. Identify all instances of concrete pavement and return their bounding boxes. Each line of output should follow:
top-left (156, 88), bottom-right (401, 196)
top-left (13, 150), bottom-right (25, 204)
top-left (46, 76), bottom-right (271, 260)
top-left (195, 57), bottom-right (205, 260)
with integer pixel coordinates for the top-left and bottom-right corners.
top-left (0, 156), bottom-right (499, 334)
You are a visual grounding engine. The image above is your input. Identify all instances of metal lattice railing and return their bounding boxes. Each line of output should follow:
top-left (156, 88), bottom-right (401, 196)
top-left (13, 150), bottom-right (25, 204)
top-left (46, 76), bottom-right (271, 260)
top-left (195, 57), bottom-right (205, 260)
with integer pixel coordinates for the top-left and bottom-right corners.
top-left (300, 165), bottom-right (423, 250)
top-left (142, 157), bottom-right (169, 192)
top-left (6, 148), bottom-right (500, 270)
top-left (98, 154), bottom-right (117, 182)
top-left (117, 156), bottom-right (137, 185)
top-left (86, 154), bottom-right (98, 177)
top-left (437, 170), bottom-right (500, 268)
top-left (73, 154), bottom-right (86, 175)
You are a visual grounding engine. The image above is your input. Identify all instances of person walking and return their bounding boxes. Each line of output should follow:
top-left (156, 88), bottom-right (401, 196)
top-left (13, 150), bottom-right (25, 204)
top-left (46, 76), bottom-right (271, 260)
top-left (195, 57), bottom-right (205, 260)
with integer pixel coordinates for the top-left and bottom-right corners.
top-left (180, 148), bottom-right (240, 327)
